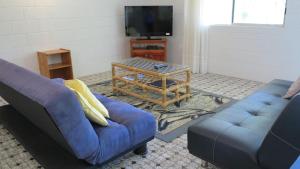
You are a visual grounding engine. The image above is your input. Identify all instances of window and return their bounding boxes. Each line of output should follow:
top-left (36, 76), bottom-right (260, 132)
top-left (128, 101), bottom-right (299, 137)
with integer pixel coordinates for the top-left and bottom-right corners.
top-left (233, 0), bottom-right (287, 25)
top-left (203, 0), bottom-right (287, 25)
top-left (202, 0), bottom-right (233, 25)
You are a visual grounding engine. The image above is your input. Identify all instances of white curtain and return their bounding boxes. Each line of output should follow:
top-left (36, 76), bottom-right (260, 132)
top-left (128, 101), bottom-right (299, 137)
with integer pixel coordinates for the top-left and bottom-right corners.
top-left (182, 0), bottom-right (209, 74)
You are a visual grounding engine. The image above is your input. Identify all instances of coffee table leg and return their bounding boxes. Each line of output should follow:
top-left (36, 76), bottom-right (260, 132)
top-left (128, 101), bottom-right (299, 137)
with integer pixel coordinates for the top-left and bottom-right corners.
top-left (162, 76), bottom-right (167, 109)
top-left (186, 70), bottom-right (191, 101)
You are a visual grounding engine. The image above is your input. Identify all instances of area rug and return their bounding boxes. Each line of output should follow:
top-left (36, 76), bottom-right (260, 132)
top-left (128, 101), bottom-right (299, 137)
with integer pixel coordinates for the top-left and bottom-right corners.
top-left (89, 80), bottom-right (234, 142)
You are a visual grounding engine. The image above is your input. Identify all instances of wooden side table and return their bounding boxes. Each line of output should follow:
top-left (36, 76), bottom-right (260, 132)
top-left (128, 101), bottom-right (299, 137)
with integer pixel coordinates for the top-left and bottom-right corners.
top-left (37, 48), bottom-right (74, 80)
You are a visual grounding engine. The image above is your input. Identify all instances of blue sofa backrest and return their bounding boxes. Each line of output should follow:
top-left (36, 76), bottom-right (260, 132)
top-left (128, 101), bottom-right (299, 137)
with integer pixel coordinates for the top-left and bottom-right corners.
top-left (0, 59), bottom-right (100, 163)
top-left (258, 94), bottom-right (300, 169)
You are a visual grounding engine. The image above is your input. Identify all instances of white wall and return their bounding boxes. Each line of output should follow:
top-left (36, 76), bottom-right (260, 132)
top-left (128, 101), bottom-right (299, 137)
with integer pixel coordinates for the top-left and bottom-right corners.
top-left (0, 0), bottom-right (185, 78)
top-left (0, 0), bottom-right (127, 77)
top-left (208, 0), bottom-right (300, 82)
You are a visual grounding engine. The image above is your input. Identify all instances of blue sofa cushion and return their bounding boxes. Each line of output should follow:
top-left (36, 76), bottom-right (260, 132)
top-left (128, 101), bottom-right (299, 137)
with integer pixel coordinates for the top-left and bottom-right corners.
top-left (52, 80), bottom-right (156, 162)
top-left (0, 59), bottom-right (99, 164)
top-left (93, 120), bottom-right (131, 163)
top-left (94, 93), bottom-right (156, 146)
top-left (51, 80), bottom-right (156, 164)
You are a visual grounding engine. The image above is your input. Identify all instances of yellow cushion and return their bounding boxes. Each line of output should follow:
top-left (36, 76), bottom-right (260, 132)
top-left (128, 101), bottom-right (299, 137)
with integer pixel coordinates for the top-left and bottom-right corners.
top-left (67, 87), bottom-right (108, 126)
top-left (64, 79), bottom-right (110, 118)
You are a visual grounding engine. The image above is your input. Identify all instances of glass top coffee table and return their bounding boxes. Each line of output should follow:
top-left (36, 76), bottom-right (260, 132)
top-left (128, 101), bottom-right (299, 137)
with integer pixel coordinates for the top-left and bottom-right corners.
top-left (112, 58), bottom-right (191, 108)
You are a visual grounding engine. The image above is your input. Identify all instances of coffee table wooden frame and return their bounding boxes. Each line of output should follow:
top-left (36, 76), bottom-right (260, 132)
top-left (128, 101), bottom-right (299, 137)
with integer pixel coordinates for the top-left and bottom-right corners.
top-left (112, 61), bottom-right (191, 108)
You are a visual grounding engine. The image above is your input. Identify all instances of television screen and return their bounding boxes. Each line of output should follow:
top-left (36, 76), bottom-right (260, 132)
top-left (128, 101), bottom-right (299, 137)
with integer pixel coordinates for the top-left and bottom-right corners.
top-left (125, 6), bottom-right (173, 37)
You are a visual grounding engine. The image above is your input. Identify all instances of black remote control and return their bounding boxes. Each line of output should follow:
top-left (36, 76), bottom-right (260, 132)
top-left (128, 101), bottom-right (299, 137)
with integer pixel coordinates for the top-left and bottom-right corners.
top-left (154, 64), bottom-right (167, 69)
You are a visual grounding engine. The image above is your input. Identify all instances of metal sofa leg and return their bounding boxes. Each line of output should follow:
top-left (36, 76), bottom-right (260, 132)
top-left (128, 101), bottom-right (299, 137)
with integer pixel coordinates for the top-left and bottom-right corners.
top-left (134, 144), bottom-right (148, 155)
top-left (201, 161), bottom-right (209, 168)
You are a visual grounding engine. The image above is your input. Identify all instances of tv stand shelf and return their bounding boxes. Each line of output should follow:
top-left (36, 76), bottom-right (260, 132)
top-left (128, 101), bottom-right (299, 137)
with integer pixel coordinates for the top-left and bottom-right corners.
top-left (130, 38), bottom-right (167, 61)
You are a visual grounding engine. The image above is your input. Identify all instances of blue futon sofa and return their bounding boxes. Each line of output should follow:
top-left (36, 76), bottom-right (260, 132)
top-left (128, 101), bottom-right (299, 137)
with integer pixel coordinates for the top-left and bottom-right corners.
top-left (0, 58), bottom-right (156, 166)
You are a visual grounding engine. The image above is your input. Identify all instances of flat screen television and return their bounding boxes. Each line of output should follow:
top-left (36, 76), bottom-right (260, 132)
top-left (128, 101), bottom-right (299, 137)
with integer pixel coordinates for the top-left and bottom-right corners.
top-left (125, 6), bottom-right (173, 38)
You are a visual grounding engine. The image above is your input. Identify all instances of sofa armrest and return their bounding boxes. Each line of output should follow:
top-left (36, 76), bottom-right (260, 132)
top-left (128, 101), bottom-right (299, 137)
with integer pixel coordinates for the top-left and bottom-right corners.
top-left (258, 95), bottom-right (300, 169)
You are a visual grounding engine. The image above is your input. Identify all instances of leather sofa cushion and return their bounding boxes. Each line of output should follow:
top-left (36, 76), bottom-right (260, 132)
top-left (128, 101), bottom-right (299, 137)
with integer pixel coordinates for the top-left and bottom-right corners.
top-left (188, 79), bottom-right (291, 169)
top-left (257, 79), bottom-right (292, 97)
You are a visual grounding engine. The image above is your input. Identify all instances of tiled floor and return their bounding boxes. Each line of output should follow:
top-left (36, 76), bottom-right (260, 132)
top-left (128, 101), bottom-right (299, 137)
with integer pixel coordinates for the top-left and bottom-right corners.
top-left (0, 73), bottom-right (263, 169)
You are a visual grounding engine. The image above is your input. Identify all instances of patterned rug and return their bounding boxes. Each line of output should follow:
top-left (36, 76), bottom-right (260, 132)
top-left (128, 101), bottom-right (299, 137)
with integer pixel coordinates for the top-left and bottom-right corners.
top-left (89, 80), bottom-right (234, 142)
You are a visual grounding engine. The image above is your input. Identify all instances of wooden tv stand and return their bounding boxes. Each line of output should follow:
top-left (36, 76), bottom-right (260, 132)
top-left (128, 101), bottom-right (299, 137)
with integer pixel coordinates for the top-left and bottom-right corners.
top-left (130, 38), bottom-right (167, 61)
